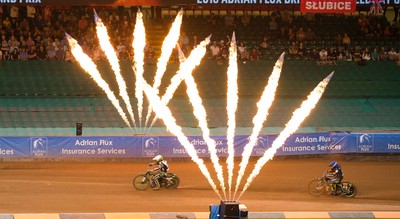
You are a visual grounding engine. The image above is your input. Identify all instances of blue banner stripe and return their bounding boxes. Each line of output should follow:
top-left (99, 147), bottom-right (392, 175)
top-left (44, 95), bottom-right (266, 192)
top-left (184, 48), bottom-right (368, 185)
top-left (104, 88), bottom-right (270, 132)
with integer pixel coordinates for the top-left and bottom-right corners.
top-left (0, 133), bottom-right (399, 158)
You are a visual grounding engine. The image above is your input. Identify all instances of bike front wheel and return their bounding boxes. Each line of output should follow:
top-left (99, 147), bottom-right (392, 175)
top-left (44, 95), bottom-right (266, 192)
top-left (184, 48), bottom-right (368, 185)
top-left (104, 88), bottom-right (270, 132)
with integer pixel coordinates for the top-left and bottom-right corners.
top-left (133, 174), bottom-right (150, 191)
top-left (308, 179), bottom-right (326, 196)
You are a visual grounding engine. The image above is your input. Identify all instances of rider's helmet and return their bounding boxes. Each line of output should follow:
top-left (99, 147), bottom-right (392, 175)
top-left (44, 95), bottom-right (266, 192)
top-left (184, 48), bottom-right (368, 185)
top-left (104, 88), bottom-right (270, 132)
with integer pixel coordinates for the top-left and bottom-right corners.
top-left (153, 155), bottom-right (164, 164)
top-left (329, 161), bottom-right (338, 170)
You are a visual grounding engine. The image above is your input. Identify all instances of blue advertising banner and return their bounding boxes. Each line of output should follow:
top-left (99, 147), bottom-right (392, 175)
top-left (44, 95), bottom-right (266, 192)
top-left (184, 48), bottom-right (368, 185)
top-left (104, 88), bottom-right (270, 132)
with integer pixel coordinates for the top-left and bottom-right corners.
top-left (0, 132), bottom-right (399, 159)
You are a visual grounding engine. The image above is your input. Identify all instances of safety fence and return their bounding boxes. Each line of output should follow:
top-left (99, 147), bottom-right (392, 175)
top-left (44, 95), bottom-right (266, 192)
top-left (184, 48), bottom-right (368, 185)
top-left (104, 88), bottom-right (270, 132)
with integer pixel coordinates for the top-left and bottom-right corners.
top-left (1, 132), bottom-right (399, 159)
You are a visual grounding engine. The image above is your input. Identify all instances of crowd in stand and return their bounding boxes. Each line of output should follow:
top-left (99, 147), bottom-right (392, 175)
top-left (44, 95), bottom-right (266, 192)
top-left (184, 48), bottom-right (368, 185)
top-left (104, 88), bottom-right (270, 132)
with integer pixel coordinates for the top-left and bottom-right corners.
top-left (0, 5), bottom-right (399, 65)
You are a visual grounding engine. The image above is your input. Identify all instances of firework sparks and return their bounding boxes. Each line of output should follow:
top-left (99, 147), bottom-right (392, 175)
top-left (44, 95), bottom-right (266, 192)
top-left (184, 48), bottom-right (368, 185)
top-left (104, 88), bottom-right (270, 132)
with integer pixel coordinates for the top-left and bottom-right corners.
top-left (66, 33), bottom-right (131, 128)
top-left (144, 9), bottom-right (184, 129)
top-left (146, 35), bottom-right (211, 131)
top-left (226, 32), bottom-right (238, 200)
top-left (132, 9), bottom-right (146, 131)
top-left (237, 72), bottom-right (334, 200)
top-left (93, 10), bottom-right (137, 131)
top-left (175, 44), bottom-right (227, 199)
top-left (141, 78), bottom-right (222, 199)
top-left (233, 53), bottom-right (285, 199)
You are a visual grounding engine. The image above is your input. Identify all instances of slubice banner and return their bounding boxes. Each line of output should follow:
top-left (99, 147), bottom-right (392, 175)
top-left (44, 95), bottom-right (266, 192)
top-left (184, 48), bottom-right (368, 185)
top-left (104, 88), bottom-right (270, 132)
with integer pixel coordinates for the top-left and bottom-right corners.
top-left (2, 0), bottom-right (398, 5)
top-left (0, 132), bottom-right (400, 158)
top-left (300, 0), bottom-right (357, 13)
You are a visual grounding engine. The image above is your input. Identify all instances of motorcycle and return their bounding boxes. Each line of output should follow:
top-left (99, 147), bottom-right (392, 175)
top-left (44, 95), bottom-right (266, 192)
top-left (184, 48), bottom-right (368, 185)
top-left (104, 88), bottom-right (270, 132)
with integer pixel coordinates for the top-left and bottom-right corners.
top-left (133, 169), bottom-right (180, 191)
top-left (308, 171), bottom-right (356, 197)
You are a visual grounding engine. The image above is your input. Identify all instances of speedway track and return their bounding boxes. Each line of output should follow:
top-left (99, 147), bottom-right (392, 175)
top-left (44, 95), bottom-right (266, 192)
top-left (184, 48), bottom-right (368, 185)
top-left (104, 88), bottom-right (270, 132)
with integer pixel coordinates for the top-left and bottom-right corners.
top-left (0, 158), bottom-right (399, 213)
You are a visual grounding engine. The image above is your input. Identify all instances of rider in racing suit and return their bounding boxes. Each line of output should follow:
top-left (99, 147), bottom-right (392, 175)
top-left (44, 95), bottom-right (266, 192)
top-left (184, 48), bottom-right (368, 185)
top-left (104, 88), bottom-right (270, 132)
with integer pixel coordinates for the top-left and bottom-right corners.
top-left (149, 155), bottom-right (169, 190)
top-left (327, 161), bottom-right (343, 195)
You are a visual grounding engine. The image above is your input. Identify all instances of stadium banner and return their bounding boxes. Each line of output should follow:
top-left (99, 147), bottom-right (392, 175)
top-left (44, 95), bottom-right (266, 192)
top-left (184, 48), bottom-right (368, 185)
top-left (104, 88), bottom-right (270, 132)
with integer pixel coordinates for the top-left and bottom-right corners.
top-left (300, 0), bottom-right (357, 13)
top-left (1, 0), bottom-right (398, 6)
top-left (0, 137), bottom-right (30, 158)
top-left (0, 133), bottom-right (399, 158)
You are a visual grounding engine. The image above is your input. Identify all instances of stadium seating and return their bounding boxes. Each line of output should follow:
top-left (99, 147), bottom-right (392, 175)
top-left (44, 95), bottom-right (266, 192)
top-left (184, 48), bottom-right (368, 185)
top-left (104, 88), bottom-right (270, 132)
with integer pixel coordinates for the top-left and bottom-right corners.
top-left (0, 59), bottom-right (399, 136)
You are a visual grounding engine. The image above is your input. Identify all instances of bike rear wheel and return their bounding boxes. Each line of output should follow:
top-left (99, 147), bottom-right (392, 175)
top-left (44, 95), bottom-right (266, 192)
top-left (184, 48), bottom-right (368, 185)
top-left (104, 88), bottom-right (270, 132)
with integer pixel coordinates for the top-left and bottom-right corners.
top-left (308, 179), bottom-right (326, 196)
top-left (166, 175), bottom-right (180, 189)
top-left (344, 184), bottom-right (356, 197)
top-left (133, 174), bottom-right (150, 191)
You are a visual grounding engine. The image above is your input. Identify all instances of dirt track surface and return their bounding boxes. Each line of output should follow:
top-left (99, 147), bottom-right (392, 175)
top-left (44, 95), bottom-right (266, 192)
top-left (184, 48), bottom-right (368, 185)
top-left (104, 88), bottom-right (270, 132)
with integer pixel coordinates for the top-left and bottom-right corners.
top-left (0, 158), bottom-right (400, 213)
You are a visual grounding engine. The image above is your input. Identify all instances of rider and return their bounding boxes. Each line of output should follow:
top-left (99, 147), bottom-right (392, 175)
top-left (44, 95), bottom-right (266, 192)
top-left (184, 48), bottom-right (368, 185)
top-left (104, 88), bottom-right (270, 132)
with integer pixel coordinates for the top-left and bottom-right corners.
top-left (149, 155), bottom-right (169, 190)
top-left (326, 161), bottom-right (344, 195)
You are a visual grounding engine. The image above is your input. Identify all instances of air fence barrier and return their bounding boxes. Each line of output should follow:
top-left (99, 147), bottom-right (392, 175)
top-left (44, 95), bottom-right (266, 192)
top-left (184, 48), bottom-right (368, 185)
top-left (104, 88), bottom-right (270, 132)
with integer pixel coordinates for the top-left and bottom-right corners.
top-left (0, 132), bottom-right (399, 159)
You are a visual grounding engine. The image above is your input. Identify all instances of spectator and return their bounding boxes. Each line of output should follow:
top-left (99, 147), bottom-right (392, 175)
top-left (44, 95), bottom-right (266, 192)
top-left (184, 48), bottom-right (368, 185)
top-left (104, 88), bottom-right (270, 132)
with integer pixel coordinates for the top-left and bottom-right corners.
top-left (47, 45), bottom-right (56, 60)
top-left (1, 37), bottom-right (9, 54)
top-left (224, 11), bottom-right (235, 29)
top-left (337, 46), bottom-right (345, 60)
top-left (19, 47), bottom-right (28, 60)
top-left (288, 41), bottom-right (298, 59)
top-left (3, 50), bottom-right (10, 60)
top-left (191, 35), bottom-right (198, 50)
top-left (371, 48), bottom-right (380, 61)
top-left (10, 48), bottom-right (19, 60)
top-left (296, 27), bottom-right (306, 42)
top-left (91, 45), bottom-right (102, 61)
top-left (287, 28), bottom-right (296, 42)
top-left (144, 46), bottom-right (155, 64)
top-left (309, 48), bottom-right (320, 61)
top-left (327, 47), bottom-right (337, 61)
top-left (387, 47), bottom-right (397, 61)
top-left (334, 34), bottom-right (342, 46)
top-left (209, 41), bottom-right (220, 59)
top-left (37, 45), bottom-right (47, 60)
top-left (342, 33), bottom-right (351, 49)
top-left (319, 48), bottom-right (328, 61)
top-left (207, 13), bottom-right (217, 28)
top-left (305, 27), bottom-right (316, 41)
top-left (179, 31), bottom-right (189, 54)
top-left (269, 17), bottom-right (279, 35)
top-left (238, 42), bottom-right (249, 61)
top-left (344, 49), bottom-right (353, 61)
top-left (249, 48), bottom-right (260, 60)
top-left (298, 42), bottom-right (305, 59)
top-left (240, 11), bottom-right (251, 27)
top-left (119, 47), bottom-right (130, 60)
top-left (219, 40), bottom-right (229, 60)
top-left (379, 47), bottom-right (388, 61)
top-left (362, 48), bottom-right (371, 61)
top-left (352, 46), bottom-right (362, 62)
top-left (28, 45), bottom-right (37, 60)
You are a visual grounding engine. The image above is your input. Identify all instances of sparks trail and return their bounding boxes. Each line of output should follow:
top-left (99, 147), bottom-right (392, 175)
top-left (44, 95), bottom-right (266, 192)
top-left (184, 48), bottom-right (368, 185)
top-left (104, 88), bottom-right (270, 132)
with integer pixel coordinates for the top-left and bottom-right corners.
top-left (226, 32), bottom-right (239, 201)
top-left (144, 9), bottom-right (184, 131)
top-left (233, 53), bottom-right (285, 199)
top-left (140, 76), bottom-right (222, 199)
top-left (132, 9), bottom-right (146, 132)
top-left (146, 35), bottom-right (212, 132)
top-left (175, 45), bottom-right (227, 199)
top-left (93, 10), bottom-right (137, 132)
top-left (66, 33), bottom-right (131, 128)
top-left (237, 72), bottom-right (335, 200)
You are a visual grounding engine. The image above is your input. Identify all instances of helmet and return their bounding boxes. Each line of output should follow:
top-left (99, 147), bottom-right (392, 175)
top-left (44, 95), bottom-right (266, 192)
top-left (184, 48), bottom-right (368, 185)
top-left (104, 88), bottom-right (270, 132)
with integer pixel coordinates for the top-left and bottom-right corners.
top-left (329, 161), bottom-right (338, 169)
top-left (153, 155), bottom-right (163, 163)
